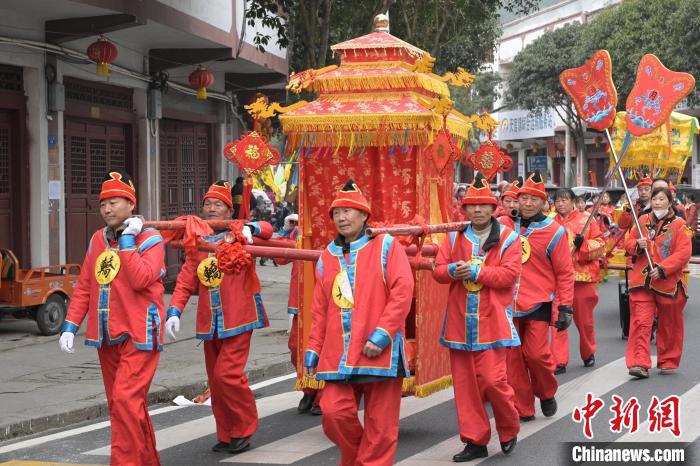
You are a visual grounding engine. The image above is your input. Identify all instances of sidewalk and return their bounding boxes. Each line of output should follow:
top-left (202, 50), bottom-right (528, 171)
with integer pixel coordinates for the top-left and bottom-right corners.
top-left (0, 263), bottom-right (296, 442)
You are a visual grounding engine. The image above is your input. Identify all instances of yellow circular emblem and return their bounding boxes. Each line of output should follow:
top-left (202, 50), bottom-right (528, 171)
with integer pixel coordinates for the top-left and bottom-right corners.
top-left (462, 258), bottom-right (484, 292)
top-left (197, 256), bottom-right (224, 287)
top-left (521, 236), bottom-right (531, 264)
top-left (94, 250), bottom-right (121, 285)
top-left (332, 273), bottom-right (354, 309)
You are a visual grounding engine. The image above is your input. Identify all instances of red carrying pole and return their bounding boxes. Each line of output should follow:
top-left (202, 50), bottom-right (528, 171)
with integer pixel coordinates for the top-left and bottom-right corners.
top-left (144, 220), bottom-right (233, 230)
top-left (366, 221), bottom-right (469, 237)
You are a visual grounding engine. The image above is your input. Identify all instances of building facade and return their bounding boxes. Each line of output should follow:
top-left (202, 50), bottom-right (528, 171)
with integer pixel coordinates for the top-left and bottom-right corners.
top-left (0, 0), bottom-right (287, 273)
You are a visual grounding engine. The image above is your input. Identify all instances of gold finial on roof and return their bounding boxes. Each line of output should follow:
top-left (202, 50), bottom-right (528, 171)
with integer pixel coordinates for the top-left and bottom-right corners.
top-left (373, 13), bottom-right (390, 32)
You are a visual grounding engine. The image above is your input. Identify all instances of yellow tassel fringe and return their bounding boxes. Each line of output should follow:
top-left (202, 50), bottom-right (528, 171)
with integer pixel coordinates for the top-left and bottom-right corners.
top-left (310, 73), bottom-right (450, 98)
top-left (414, 375), bottom-right (453, 398)
top-left (295, 374), bottom-right (326, 391)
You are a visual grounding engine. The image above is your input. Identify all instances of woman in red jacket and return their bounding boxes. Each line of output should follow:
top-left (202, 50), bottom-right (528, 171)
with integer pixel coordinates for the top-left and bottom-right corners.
top-left (624, 187), bottom-right (692, 379)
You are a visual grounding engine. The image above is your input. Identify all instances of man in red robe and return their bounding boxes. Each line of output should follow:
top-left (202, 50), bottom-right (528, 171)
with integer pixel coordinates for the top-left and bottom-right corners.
top-left (434, 175), bottom-right (521, 462)
top-left (59, 170), bottom-right (165, 466)
top-left (618, 176), bottom-right (653, 231)
top-left (499, 172), bottom-right (575, 421)
top-left (279, 214), bottom-right (322, 415)
top-left (164, 181), bottom-right (273, 454)
top-left (495, 178), bottom-right (522, 220)
top-left (550, 188), bottom-right (606, 374)
top-left (304, 180), bottom-right (414, 466)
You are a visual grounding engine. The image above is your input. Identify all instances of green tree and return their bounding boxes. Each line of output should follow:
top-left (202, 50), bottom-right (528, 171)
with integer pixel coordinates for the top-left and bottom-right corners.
top-left (505, 23), bottom-right (587, 159)
top-left (580, 0), bottom-right (700, 107)
top-left (248, 1), bottom-right (541, 74)
top-left (451, 71), bottom-right (503, 115)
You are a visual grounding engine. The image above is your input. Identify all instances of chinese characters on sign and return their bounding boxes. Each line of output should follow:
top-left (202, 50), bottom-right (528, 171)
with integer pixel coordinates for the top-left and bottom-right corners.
top-left (572, 392), bottom-right (681, 439)
top-left (494, 108), bottom-right (558, 141)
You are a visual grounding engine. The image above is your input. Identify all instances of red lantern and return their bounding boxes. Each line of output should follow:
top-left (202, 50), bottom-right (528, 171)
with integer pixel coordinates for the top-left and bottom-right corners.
top-left (86, 36), bottom-right (118, 77)
top-left (189, 66), bottom-right (215, 100)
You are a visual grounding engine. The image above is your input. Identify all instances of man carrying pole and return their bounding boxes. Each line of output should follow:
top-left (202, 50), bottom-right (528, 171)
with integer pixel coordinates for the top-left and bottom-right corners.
top-left (500, 172), bottom-right (575, 421)
top-left (58, 170), bottom-right (165, 466)
top-left (434, 175), bottom-right (521, 462)
top-left (303, 180), bottom-right (414, 466)
top-left (164, 181), bottom-right (273, 454)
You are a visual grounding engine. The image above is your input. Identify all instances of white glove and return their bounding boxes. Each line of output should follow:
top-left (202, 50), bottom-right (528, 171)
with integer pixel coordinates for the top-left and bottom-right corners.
top-left (59, 332), bottom-right (75, 353)
top-left (122, 216), bottom-right (143, 236)
top-left (284, 214), bottom-right (299, 231)
top-left (242, 226), bottom-right (254, 244)
top-left (165, 315), bottom-right (180, 341)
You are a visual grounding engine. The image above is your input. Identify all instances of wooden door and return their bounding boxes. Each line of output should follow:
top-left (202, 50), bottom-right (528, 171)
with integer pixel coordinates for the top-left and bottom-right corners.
top-left (159, 120), bottom-right (212, 282)
top-left (64, 119), bottom-right (131, 264)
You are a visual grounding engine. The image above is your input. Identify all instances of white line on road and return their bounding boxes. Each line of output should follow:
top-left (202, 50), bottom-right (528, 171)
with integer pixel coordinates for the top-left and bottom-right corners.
top-left (84, 390), bottom-right (300, 456)
top-left (396, 357), bottom-right (647, 465)
top-left (0, 372), bottom-right (297, 455)
top-left (224, 386), bottom-right (455, 464)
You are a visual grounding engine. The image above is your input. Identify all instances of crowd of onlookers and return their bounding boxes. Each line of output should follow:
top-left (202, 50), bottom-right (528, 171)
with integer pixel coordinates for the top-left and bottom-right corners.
top-left (250, 187), bottom-right (298, 266)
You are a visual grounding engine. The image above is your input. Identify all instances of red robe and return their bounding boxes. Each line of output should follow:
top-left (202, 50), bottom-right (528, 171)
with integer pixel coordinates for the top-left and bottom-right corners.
top-left (433, 221), bottom-right (521, 445)
top-left (623, 212), bottom-right (691, 370)
top-left (167, 221), bottom-right (272, 443)
top-left (167, 221), bottom-right (272, 339)
top-left (63, 227), bottom-right (165, 349)
top-left (305, 233), bottom-right (413, 466)
top-left (63, 227), bottom-right (165, 466)
top-left (550, 210), bottom-right (606, 367)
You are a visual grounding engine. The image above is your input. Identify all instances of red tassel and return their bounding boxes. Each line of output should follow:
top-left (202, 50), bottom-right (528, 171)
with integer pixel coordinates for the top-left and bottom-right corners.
top-left (240, 179), bottom-right (253, 220)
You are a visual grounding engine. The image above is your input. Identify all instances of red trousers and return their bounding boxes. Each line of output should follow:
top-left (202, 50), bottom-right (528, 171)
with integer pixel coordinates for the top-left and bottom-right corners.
top-left (98, 340), bottom-right (160, 466)
top-left (288, 315), bottom-right (320, 404)
top-left (450, 348), bottom-right (519, 445)
top-left (627, 290), bottom-right (686, 370)
top-left (204, 332), bottom-right (258, 442)
top-left (550, 282), bottom-right (598, 367)
top-left (507, 318), bottom-right (558, 418)
top-left (320, 378), bottom-right (402, 466)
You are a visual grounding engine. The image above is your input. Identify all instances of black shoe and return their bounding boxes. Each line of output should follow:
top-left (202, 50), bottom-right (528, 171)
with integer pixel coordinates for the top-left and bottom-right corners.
top-left (212, 441), bottom-right (229, 452)
top-left (228, 436), bottom-right (252, 454)
top-left (453, 443), bottom-right (488, 462)
top-left (541, 398), bottom-right (557, 417)
top-left (500, 436), bottom-right (517, 455)
top-left (519, 415), bottom-right (535, 423)
top-left (584, 355), bottom-right (595, 367)
top-left (297, 393), bottom-right (315, 413)
top-left (310, 405), bottom-right (322, 416)
top-left (554, 365), bottom-right (567, 375)
top-left (628, 366), bottom-right (649, 379)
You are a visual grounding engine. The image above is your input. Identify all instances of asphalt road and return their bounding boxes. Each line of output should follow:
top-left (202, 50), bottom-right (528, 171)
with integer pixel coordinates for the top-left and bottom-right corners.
top-left (1, 276), bottom-right (698, 466)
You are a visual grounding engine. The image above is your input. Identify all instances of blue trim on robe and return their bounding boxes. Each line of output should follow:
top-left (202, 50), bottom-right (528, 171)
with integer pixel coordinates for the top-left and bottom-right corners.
top-left (167, 307), bottom-right (182, 319)
top-left (367, 327), bottom-right (392, 349)
top-left (287, 307), bottom-right (298, 315)
top-left (304, 349), bottom-right (320, 367)
top-left (118, 234), bottom-right (137, 251)
top-left (546, 226), bottom-right (566, 258)
top-left (61, 321), bottom-right (79, 334)
top-left (138, 234), bottom-right (163, 254)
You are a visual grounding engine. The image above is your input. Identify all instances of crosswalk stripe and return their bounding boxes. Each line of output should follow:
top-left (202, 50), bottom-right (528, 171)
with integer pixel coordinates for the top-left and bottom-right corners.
top-left (84, 390), bottom-right (300, 456)
top-left (0, 373), bottom-right (296, 456)
top-left (614, 382), bottom-right (700, 443)
top-left (223, 387), bottom-right (455, 464)
top-left (397, 357), bottom-right (645, 465)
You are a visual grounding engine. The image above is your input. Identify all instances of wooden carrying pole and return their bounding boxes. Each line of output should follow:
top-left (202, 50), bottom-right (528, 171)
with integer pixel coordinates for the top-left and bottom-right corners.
top-left (366, 221), bottom-right (469, 237)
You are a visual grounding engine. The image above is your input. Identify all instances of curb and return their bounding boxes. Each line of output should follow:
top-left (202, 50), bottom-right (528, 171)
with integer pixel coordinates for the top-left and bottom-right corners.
top-left (0, 359), bottom-right (295, 442)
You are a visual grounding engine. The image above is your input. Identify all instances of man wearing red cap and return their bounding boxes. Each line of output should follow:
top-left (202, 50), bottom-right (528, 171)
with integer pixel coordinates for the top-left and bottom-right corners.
top-left (618, 176), bottom-right (653, 231)
top-left (303, 179), bottom-right (414, 466)
top-left (550, 189), bottom-right (606, 374)
top-left (499, 172), bottom-right (574, 421)
top-left (495, 178), bottom-right (522, 220)
top-left (434, 175), bottom-right (521, 462)
top-left (164, 180), bottom-right (273, 454)
top-left (59, 170), bottom-right (165, 466)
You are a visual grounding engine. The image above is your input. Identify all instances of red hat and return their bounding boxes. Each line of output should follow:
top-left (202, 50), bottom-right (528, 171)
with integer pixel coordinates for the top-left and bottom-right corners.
top-left (518, 171), bottom-right (546, 200)
top-left (329, 179), bottom-right (371, 218)
top-left (501, 177), bottom-right (523, 200)
top-left (203, 180), bottom-right (233, 208)
top-left (100, 170), bottom-right (136, 204)
top-left (637, 176), bottom-right (652, 187)
top-left (462, 175), bottom-right (497, 206)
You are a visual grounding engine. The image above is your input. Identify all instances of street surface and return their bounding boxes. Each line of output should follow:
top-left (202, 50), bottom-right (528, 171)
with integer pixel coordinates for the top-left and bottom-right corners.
top-left (1, 269), bottom-right (699, 465)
